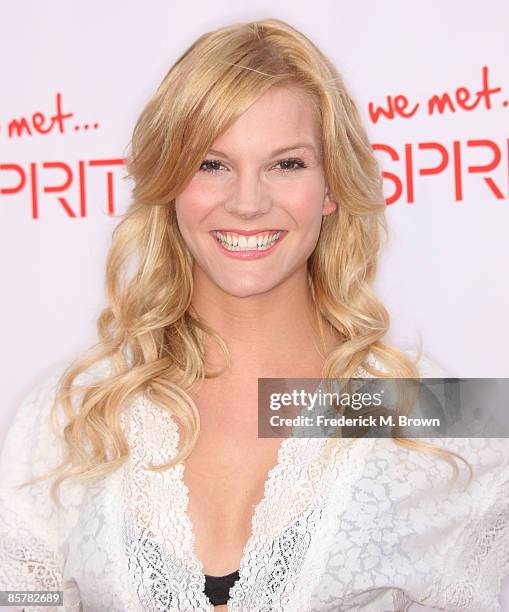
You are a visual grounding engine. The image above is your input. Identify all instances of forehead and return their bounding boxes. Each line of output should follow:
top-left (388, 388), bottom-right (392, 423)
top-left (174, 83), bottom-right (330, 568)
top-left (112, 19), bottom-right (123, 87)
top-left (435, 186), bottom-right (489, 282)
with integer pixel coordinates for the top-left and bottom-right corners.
top-left (210, 85), bottom-right (321, 154)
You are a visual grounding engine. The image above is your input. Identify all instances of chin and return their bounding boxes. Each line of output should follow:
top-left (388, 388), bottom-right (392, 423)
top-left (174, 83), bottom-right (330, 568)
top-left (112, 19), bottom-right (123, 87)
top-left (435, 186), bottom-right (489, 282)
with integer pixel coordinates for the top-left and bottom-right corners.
top-left (216, 276), bottom-right (279, 298)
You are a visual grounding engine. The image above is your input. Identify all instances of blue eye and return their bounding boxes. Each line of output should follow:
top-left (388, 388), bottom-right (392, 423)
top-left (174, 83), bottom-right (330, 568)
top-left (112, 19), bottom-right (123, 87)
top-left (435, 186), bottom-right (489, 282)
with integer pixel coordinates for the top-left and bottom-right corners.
top-left (198, 158), bottom-right (308, 174)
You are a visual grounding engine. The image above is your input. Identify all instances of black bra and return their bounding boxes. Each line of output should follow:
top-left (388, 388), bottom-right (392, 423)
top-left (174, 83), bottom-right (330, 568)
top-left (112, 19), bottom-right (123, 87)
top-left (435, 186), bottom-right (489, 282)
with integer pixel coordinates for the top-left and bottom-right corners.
top-left (204, 569), bottom-right (240, 605)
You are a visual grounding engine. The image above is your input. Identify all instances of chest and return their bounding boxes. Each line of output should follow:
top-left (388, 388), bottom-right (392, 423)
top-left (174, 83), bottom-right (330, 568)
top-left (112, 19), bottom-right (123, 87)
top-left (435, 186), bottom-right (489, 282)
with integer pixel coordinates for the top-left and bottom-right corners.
top-left (63, 392), bottom-right (337, 610)
top-left (178, 383), bottom-right (289, 576)
top-left (61, 397), bottom-right (459, 611)
top-left (182, 434), bottom-right (287, 577)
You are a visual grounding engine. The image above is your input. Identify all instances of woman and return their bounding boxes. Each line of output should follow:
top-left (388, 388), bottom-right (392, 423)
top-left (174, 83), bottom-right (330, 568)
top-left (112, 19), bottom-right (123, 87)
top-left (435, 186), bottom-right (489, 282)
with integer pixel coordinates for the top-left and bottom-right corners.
top-left (0, 17), bottom-right (507, 612)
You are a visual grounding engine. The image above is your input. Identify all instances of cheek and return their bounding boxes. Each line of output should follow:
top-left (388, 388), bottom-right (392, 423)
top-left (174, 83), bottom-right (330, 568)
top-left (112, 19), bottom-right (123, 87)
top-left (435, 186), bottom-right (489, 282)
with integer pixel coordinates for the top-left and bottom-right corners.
top-left (285, 182), bottom-right (325, 228)
top-left (176, 175), bottom-right (325, 230)
top-left (175, 185), bottom-right (213, 234)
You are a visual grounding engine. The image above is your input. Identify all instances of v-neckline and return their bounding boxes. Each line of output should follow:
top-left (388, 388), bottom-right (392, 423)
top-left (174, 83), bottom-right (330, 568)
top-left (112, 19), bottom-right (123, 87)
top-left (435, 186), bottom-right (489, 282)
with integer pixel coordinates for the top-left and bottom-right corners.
top-left (126, 380), bottom-right (332, 609)
top-left (173, 375), bottom-right (334, 609)
top-left (171, 378), bottom-right (333, 609)
top-left (176, 432), bottom-right (299, 610)
top-left (123, 367), bottom-right (374, 609)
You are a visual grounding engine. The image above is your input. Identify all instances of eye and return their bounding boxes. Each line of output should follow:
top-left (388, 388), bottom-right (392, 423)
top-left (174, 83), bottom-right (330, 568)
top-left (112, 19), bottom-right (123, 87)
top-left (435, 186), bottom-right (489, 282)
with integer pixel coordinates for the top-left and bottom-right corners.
top-left (275, 158), bottom-right (308, 172)
top-left (198, 157), bottom-right (308, 175)
top-left (199, 160), bottom-right (227, 174)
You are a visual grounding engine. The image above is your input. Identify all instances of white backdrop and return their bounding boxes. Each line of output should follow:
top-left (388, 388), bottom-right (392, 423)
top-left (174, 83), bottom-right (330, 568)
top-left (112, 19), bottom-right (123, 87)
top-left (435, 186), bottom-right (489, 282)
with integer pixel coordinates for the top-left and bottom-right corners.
top-left (1, 1), bottom-right (508, 607)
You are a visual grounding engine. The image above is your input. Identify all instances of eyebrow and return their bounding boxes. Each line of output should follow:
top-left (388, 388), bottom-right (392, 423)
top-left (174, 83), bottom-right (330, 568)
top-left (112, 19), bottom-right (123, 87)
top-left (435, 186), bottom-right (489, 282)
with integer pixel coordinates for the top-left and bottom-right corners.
top-left (207, 142), bottom-right (318, 159)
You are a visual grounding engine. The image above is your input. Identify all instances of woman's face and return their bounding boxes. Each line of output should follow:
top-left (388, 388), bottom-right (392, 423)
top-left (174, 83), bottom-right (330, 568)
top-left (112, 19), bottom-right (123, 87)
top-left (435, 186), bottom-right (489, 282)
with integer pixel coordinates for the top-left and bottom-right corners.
top-left (175, 84), bottom-right (337, 297)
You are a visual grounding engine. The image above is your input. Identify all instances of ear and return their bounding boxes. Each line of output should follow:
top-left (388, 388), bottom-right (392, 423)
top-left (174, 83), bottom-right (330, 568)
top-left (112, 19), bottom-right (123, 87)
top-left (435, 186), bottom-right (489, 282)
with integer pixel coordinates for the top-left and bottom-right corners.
top-left (322, 188), bottom-right (338, 216)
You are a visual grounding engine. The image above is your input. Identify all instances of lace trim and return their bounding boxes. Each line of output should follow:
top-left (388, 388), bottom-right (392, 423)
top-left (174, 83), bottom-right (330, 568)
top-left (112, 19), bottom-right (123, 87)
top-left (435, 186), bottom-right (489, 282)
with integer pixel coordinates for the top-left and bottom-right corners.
top-left (275, 438), bottom-right (378, 610)
top-left (0, 510), bottom-right (62, 590)
top-left (119, 360), bottom-right (386, 610)
top-left (120, 392), bottom-right (364, 610)
top-left (435, 439), bottom-right (509, 611)
top-left (121, 395), bottom-right (208, 610)
top-left (0, 370), bottom-right (86, 612)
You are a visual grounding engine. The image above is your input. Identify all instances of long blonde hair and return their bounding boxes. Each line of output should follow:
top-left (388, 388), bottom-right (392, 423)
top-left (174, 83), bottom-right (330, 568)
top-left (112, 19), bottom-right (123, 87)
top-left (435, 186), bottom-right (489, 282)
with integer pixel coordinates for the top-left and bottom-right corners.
top-left (23, 17), bottom-right (468, 505)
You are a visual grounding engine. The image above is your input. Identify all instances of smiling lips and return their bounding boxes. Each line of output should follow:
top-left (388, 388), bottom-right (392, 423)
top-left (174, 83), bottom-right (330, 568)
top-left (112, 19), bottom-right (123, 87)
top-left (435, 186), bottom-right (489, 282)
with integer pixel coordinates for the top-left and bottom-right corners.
top-left (210, 229), bottom-right (287, 258)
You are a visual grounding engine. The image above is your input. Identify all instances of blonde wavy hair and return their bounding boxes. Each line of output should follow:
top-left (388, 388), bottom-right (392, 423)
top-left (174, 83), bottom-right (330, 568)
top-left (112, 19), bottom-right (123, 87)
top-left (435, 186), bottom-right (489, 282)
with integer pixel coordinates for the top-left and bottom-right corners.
top-left (23, 17), bottom-right (469, 505)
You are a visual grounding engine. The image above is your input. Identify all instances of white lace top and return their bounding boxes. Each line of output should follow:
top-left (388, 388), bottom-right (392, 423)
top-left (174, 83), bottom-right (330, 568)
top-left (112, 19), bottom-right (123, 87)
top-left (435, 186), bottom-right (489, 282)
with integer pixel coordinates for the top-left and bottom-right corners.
top-left (0, 351), bottom-right (508, 612)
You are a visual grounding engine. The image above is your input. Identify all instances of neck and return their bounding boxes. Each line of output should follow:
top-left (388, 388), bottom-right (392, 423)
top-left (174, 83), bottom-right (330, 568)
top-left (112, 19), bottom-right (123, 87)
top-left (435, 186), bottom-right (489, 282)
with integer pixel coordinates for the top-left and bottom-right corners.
top-left (189, 266), bottom-right (340, 377)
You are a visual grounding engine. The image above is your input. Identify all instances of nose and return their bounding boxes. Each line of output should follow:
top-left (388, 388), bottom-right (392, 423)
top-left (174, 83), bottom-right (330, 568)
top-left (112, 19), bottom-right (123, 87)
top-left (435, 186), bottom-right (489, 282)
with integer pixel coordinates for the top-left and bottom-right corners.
top-left (223, 169), bottom-right (272, 219)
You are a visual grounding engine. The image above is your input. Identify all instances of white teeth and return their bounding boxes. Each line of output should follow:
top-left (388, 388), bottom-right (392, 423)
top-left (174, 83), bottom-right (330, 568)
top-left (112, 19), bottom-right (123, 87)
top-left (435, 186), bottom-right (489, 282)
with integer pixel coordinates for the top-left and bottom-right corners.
top-left (214, 231), bottom-right (282, 251)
